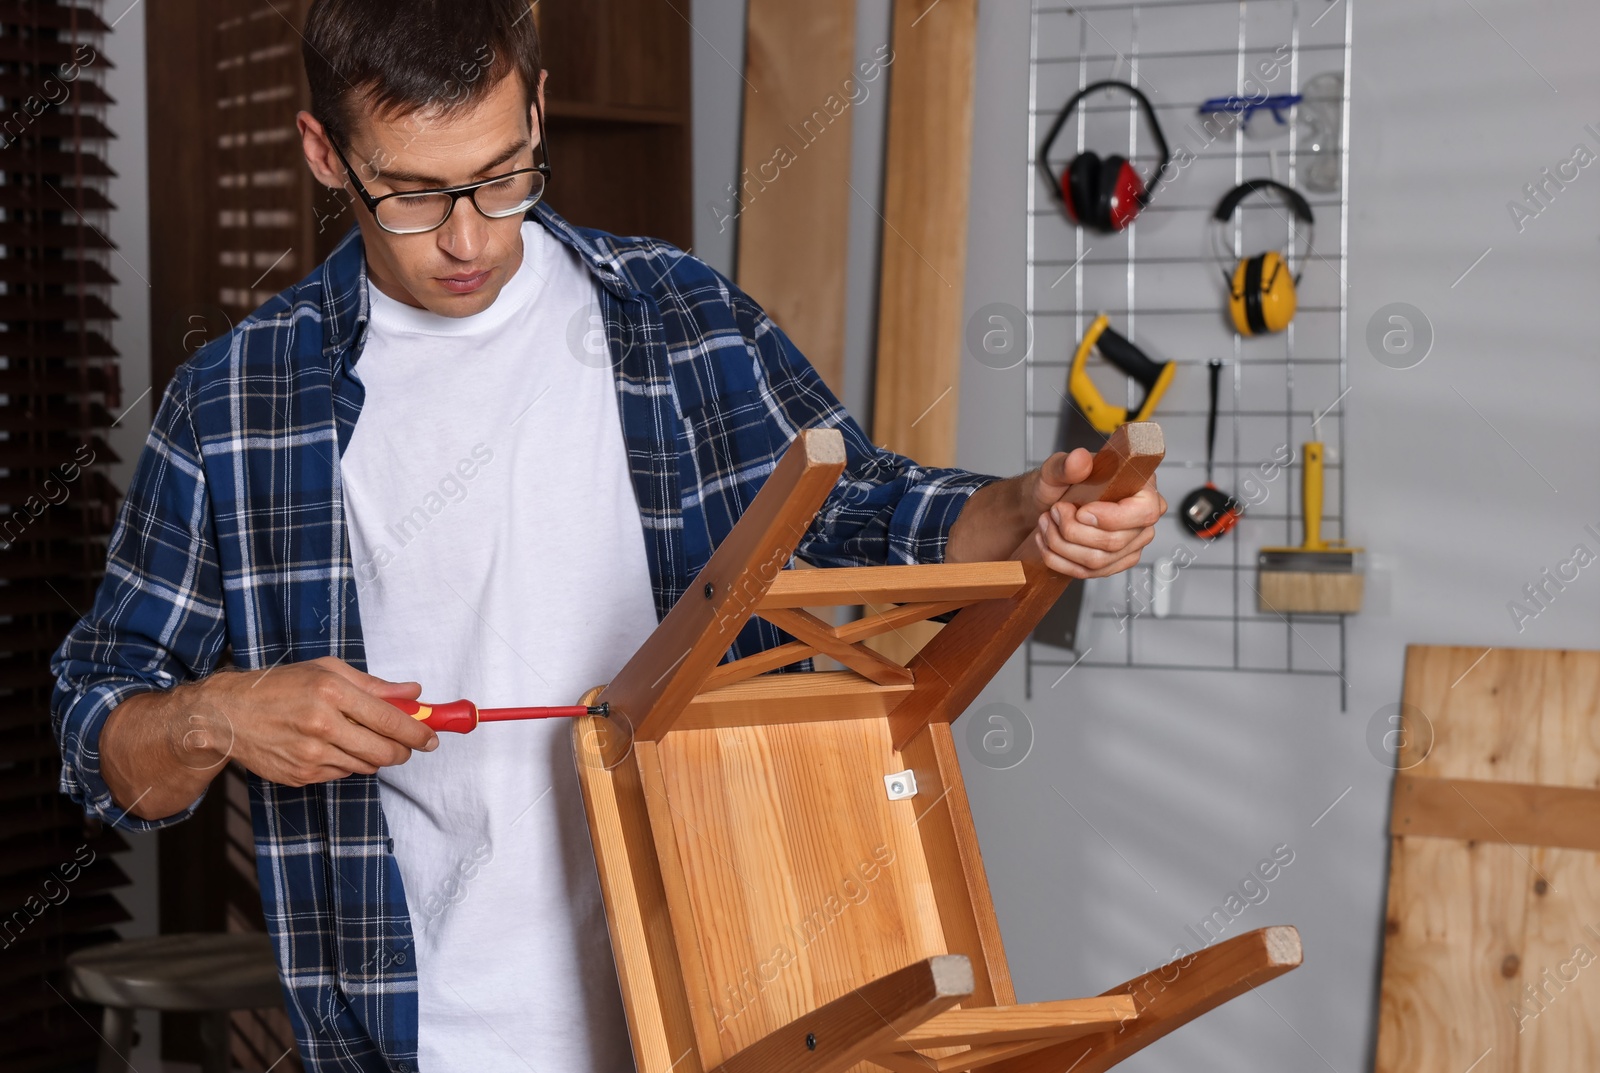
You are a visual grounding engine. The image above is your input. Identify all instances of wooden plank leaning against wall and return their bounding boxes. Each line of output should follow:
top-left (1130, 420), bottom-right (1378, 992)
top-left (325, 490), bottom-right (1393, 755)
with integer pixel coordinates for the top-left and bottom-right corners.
top-left (872, 0), bottom-right (978, 471)
top-left (1376, 646), bottom-right (1600, 1073)
top-left (735, 0), bottom-right (980, 459)
top-left (869, 0), bottom-right (980, 661)
top-left (734, 0), bottom-right (857, 397)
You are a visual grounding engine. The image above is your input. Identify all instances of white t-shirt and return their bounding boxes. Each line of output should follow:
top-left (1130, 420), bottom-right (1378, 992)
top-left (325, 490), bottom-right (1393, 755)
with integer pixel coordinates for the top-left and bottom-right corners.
top-left (340, 221), bottom-right (654, 1071)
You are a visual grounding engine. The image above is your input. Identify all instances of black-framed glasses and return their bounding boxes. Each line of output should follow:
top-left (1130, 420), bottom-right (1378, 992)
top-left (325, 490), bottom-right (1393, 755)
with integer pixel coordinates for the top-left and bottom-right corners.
top-left (331, 100), bottom-right (552, 235)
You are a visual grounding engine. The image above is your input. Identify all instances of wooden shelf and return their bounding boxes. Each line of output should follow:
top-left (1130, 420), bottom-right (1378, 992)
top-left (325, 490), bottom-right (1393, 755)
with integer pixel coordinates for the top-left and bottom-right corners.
top-left (545, 99), bottom-right (688, 127)
top-left (534, 0), bottom-right (692, 247)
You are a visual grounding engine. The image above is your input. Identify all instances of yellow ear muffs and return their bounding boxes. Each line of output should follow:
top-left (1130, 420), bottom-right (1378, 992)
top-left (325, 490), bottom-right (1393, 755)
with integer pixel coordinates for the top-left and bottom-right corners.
top-left (1213, 179), bottom-right (1314, 338)
top-left (1228, 250), bottom-right (1298, 336)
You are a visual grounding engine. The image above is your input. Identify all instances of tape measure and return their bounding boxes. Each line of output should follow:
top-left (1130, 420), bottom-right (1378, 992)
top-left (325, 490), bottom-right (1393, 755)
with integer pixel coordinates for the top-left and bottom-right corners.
top-left (1180, 359), bottom-right (1242, 540)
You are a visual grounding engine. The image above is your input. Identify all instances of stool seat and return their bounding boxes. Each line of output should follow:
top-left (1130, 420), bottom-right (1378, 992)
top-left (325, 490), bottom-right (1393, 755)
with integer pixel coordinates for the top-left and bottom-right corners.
top-left (66, 933), bottom-right (281, 1013)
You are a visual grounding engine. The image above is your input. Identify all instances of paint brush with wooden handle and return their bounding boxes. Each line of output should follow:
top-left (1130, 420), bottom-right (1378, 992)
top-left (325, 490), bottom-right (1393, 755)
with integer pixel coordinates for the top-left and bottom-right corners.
top-left (1256, 441), bottom-right (1363, 613)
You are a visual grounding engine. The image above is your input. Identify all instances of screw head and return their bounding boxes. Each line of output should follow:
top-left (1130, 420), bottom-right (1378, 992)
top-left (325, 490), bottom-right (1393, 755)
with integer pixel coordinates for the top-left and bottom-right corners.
top-left (704, 582), bottom-right (714, 599)
top-left (805, 1032), bottom-right (817, 1051)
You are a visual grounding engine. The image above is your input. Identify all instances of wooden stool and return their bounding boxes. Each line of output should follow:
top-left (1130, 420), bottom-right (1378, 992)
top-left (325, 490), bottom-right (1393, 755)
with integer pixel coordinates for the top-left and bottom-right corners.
top-left (571, 425), bottom-right (1304, 1073)
top-left (65, 933), bottom-right (283, 1073)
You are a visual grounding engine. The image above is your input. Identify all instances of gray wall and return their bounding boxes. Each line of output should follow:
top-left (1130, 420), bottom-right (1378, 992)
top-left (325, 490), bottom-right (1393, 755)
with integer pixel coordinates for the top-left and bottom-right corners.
top-left (696, 1), bottom-right (1600, 1069)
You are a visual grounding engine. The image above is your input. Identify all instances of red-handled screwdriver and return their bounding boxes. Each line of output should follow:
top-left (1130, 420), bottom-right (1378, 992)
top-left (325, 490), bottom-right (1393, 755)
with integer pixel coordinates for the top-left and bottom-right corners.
top-left (388, 697), bottom-right (611, 734)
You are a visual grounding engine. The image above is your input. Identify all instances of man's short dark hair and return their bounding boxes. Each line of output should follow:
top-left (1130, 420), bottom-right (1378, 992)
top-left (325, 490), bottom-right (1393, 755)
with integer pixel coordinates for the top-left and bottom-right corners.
top-left (302, 0), bottom-right (542, 149)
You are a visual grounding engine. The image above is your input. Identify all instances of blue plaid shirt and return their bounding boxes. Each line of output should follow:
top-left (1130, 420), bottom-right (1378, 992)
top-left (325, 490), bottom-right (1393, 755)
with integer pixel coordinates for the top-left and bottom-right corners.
top-left (51, 203), bottom-right (998, 1070)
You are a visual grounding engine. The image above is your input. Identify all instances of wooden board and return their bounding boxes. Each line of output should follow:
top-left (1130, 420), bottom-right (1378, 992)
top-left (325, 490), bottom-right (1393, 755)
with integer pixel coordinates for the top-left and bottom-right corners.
top-left (1390, 775), bottom-right (1600, 853)
top-left (898, 996), bottom-right (1136, 1047)
top-left (1376, 645), bottom-right (1600, 1073)
top-left (982, 927), bottom-right (1302, 1073)
top-left (899, 722), bottom-right (1016, 1011)
top-left (863, 0), bottom-right (980, 666)
top-left (761, 563), bottom-right (1026, 609)
top-left (870, 0), bottom-right (979, 468)
top-left (716, 955), bottom-right (972, 1073)
top-left (679, 671), bottom-right (914, 731)
top-left (653, 717), bottom-right (953, 1065)
top-left (573, 696), bottom-right (705, 1073)
top-left (734, 0), bottom-right (856, 395)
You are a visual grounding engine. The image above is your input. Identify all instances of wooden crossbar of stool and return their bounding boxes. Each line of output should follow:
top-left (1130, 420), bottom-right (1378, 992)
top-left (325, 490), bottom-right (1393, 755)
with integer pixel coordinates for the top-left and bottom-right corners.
top-left (65, 933), bottom-right (284, 1073)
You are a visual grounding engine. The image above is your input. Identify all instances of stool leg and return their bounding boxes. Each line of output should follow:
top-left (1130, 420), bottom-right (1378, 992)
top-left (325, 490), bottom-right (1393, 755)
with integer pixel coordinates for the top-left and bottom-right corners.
top-left (199, 1010), bottom-right (231, 1073)
top-left (95, 1006), bottom-right (134, 1073)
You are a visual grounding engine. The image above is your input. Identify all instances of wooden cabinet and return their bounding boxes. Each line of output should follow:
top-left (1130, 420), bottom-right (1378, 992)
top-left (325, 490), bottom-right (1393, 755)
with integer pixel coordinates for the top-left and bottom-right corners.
top-left (537, 0), bottom-right (692, 247)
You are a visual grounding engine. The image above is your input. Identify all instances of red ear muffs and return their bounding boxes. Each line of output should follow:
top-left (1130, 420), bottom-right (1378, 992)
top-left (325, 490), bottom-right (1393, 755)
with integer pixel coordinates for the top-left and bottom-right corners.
top-left (1039, 80), bottom-right (1169, 234)
top-left (1103, 156), bottom-right (1146, 231)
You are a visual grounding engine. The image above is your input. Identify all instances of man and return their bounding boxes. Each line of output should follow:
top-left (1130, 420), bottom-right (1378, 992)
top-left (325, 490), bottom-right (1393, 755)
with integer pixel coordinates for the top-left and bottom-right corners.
top-left (51, 1), bottom-right (1162, 1068)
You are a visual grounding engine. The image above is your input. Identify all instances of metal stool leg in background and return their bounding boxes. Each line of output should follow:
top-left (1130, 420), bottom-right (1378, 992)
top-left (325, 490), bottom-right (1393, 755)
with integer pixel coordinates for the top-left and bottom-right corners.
top-left (199, 1010), bottom-right (232, 1073)
top-left (94, 1005), bottom-right (134, 1073)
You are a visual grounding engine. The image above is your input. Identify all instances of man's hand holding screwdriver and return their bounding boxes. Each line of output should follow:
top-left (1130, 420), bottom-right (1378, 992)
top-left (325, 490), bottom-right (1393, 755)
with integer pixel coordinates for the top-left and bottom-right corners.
top-left (101, 656), bottom-right (438, 821)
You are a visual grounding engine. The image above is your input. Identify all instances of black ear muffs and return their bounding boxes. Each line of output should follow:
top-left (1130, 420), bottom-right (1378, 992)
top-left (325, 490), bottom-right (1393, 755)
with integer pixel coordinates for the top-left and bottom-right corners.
top-left (1212, 179), bottom-right (1315, 337)
top-left (1039, 80), bottom-right (1169, 233)
top-left (1065, 152), bottom-right (1100, 227)
top-left (1243, 252), bottom-right (1268, 335)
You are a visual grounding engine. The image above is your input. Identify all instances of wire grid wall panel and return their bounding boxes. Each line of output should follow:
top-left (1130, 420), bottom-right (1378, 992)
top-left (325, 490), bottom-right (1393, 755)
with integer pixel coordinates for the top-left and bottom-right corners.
top-left (1023, 0), bottom-right (1354, 706)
